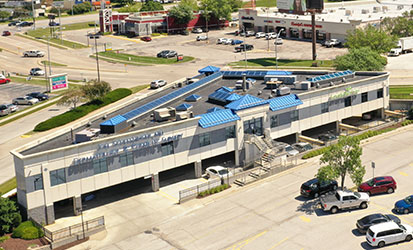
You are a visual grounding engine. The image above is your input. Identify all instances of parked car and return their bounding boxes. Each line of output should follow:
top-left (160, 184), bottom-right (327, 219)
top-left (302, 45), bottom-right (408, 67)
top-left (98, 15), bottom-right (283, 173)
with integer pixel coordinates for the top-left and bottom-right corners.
top-left (27, 92), bottom-right (49, 101)
top-left (235, 44), bottom-right (254, 52)
top-left (366, 221), bottom-right (413, 248)
top-left (292, 142), bottom-right (313, 153)
top-left (5, 103), bottom-right (18, 113)
top-left (17, 21), bottom-right (33, 27)
top-left (356, 213), bottom-right (401, 234)
top-left (266, 33), bottom-right (277, 40)
top-left (29, 68), bottom-right (45, 76)
top-left (0, 104), bottom-right (10, 116)
top-left (320, 190), bottom-right (370, 214)
top-left (8, 21), bottom-right (21, 26)
top-left (318, 133), bottom-right (337, 142)
top-left (180, 30), bottom-right (189, 36)
top-left (196, 35), bottom-right (208, 41)
top-left (150, 79), bottom-right (167, 89)
top-left (394, 195), bottom-right (413, 214)
top-left (300, 178), bottom-right (338, 198)
top-left (12, 96), bottom-right (39, 105)
top-left (284, 144), bottom-right (299, 157)
top-left (49, 21), bottom-right (60, 26)
top-left (224, 38), bottom-right (233, 45)
top-left (246, 30), bottom-right (255, 37)
top-left (323, 39), bottom-right (341, 48)
top-left (0, 77), bottom-right (11, 84)
top-left (140, 36), bottom-right (152, 42)
top-left (205, 166), bottom-right (233, 180)
top-left (156, 50), bottom-right (177, 58)
top-left (23, 50), bottom-right (45, 57)
top-left (358, 176), bottom-right (397, 196)
top-left (2, 31), bottom-right (11, 36)
top-left (255, 32), bottom-right (266, 38)
top-left (217, 38), bottom-right (228, 44)
top-left (192, 28), bottom-right (203, 33)
top-left (234, 30), bottom-right (241, 36)
top-left (274, 38), bottom-right (283, 45)
top-left (231, 39), bottom-right (244, 45)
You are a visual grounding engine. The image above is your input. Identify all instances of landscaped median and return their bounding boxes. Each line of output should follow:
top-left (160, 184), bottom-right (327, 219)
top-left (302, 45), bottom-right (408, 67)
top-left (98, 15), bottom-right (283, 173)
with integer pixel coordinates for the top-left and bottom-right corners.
top-left (96, 51), bottom-right (195, 66)
top-left (228, 58), bottom-right (334, 69)
top-left (389, 85), bottom-right (413, 99)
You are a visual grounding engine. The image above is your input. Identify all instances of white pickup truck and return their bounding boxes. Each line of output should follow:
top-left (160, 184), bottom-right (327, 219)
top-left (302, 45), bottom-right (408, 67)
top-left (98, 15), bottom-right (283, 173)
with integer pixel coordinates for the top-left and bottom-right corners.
top-left (320, 190), bottom-right (370, 214)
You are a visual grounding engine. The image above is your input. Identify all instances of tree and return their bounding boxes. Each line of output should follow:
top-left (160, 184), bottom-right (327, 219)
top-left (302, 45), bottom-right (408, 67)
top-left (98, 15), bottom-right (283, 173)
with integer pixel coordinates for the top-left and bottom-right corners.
top-left (140, 1), bottom-right (164, 12)
top-left (169, 4), bottom-right (195, 25)
top-left (0, 197), bottom-right (22, 236)
top-left (81, 79), bottom-right (112, 101)
top-left (111, 0), bottom-right (134, 7)
top-left (345, 24), bottom-right (398, 54)
top-left (68, 2), bottom-right (92, 15)
top-left (334, 47), bottom-right (387, 71)
top-left (381, 12), bottom-right (413, 38)
top-left (180, 0), bottom-right (199, 11)
top-left (0, 10), bottom-right (10, 20)
top-left (228, 0), bottom-right (242, 12)
top-left (118, 3), bottom-right (142, 13)
top-left (57, 88), bottom-right (85, 109)
top-left (200, 0), bottom-right (233, 21)
top-left (316, 136), bottom-right (365, 190)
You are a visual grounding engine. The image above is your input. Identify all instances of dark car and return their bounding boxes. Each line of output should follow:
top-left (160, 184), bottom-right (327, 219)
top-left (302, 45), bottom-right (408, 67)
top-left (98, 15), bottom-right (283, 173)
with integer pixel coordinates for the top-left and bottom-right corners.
top-left (356, 213), bottom-right (401, 234)
top-left (300, 178), bottom-right (338, 198)
top-left (157, 50), bottom-right (177, 58)
top-left (394, 195), bottom-right (413, 214)
top-left (358, 176), bottom-right (397, 196)
top-left (141, 36), bottom-right (152, 42)
top-left (27, 92), bottom-right (49, 101)
top-left (49, 21), bottom-right (60, 26)
top-left (17, 21), bottom-right (34, 27)
top-left (180, 30), bottom-right (189, 36)
top-left (2, 31), bottom-right (11, 36)
top-left (318, 133), bottom-right (337, 142)
top-left (8, 21), bottom-right (21, 26)
top-left (235, 44), bottom-right (254, 52)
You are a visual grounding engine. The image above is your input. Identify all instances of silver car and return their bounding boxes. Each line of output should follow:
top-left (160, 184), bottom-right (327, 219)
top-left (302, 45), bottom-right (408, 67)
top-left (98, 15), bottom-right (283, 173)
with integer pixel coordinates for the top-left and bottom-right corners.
top-left (0, 104), bottom-right (9, 116)
top-left (6, 103), bottom-right (18, 112)
top-left (12, 96), bottom-right (39, 105)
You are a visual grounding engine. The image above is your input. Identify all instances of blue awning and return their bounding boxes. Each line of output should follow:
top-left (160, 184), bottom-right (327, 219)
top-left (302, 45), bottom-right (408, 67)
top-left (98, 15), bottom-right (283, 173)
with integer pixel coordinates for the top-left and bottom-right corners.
top-left (198, 65), bottom-right (221, 74)
top-left (225, 93), bottom-right (242, 102)
top-left (176, 103), bottom-right (193, 111)
top-left (225, 94), bottom-right (268, 111)
top-left (197, 109), bottom-right (240, 128)
top-left (185, 94), bottom-right (202, 102)
top-left (268, 94), bottom-right (303, 111)
top-left (216, 86), bottom-right (233, 93)
top-left (100, 115), bottom-right (127, 126)
top-left (207, 107), bottom-right (223, 113)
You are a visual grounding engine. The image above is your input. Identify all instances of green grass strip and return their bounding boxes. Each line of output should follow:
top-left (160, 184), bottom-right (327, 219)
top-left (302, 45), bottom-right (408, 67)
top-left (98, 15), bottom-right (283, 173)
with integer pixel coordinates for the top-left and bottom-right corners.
top-left (10, 76), bottom-right (48, 86)
top-left (91, 55), bottom-right (149, 66)
top-left (389, 85), bottom-right (413, 99)
top-left (229, 58), bottom-right (334, 68)
top-left (98, 51), bottom-right (195, 65)
top-left (15, 34), bottom-right (68, 50)
top-left (40, 61), bottom-right (67, 67)
top-left (130, 84), bottom-right (150, 93)
top-left (0, 177), bottom-right (16, 195)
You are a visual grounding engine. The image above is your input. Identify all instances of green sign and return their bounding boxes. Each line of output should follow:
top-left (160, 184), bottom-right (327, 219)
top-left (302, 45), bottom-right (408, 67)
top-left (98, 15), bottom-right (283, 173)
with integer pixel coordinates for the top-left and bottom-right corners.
top-left (329, 87), bottom-right (359, 101)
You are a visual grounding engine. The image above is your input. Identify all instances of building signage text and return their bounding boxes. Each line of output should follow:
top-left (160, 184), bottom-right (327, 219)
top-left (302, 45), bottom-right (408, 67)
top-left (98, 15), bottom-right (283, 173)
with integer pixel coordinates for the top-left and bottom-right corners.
top-left (291, 22), bottom-right (322, 28)
top-left (241, 16), bottom-right (254, 20)
top-left (264, 20), bottom-right (273, 23)
top-left (329, 87), bottom-right (359, 101)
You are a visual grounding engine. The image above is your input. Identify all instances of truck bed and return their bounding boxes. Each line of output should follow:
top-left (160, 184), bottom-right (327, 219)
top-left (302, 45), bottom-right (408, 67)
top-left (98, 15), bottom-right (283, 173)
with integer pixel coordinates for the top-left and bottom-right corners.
top-left (320, 194), bottom-right (338, 204)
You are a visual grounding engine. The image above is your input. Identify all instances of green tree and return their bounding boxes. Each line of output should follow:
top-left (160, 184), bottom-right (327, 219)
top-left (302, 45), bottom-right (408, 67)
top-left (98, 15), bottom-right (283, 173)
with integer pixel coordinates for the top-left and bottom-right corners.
top-left (345, 25), bottom-right (398, 54)
top-left (118, 3), bottom-right (142, 13)
top-left (140, 1), bottom-right (164, 12)
top-left (334, 47), bottom-right (387, 71)
top-left (200, 0), bottom-right (233, 21)
top-left (316, 136), bottom-right (365, 190)
top-left (0, 10), bottom-right (10, 20)
top-left (180, 0), bottom-right (199, 11)
top-left (68, 2), bottom-right (92, 15)
top-left (57, 88), bottom-right (85, 109)
top-left (81, 79), bottom-right (112, 101)
top-left (169, 4), bottom-right (195, 25)
top-left (228, 0), bottom-right (242, 12)
top-left (381, 12), bottom-right (413, 38)
top-left (0, 197), bottom-right (22, 236)
top-left (111, 0), bottom-right (134, 7)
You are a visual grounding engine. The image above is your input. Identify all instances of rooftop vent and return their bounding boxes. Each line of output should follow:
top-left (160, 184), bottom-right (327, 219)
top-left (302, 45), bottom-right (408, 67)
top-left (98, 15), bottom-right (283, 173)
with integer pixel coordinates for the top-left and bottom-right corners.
top-left (361, 9), bottom-right (369, 14)
top-left (154, 107), bottom-right (176, 122)
top-left (75, 128), bottom-right (100, 143)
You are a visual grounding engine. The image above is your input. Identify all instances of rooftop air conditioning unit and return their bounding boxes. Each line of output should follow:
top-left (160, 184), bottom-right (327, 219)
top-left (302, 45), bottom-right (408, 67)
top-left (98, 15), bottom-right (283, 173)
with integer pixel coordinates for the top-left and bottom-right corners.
top-left (176, 111), bottom-right (193, 121)
top-left (75, 128), bottom-right (100, 143)
top-left (361, 9), bottom-right (369, 14)
top-left (294, 81), bottom-right (310, 90)
top-left (154, 107), bottom-right (176, 122)
top-left (397, 5), bottom-right (404, 10)
top-left (373, 6), bottom-right (381, 13)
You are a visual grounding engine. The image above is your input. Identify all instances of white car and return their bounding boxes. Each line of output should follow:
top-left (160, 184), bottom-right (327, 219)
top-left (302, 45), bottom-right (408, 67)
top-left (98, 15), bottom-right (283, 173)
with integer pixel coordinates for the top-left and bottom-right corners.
top-left (274, 38), bottom-right (283, 45)
top-left (292, 142), bottom-right (313, 153)
top-left (12, 96), bottom-right (39, 105)
top-left (196, 35), bottom-right (208, 41)
top-left (29, 68), bottom-right (45, 76)
top-left (205, 166), bottom-right (233, 180)
top-left (192, 28), bottom-right (203, 34)
top-left (255, 32), bottom-right (266, 38)
top-left (217, 38), bottom-right (228, 44)
top-left (366, 221), bottom-right (413, 248)
top-left (23, 50), bottom-right (45, 57)
top-left (224, 38), bottom-right (233, 45)
top-left (284, 145), bottom-right (299, 157)
top-left (150, 79), bottom-right (167, 89)
top-left (266, 33), bottom-right (277, 40)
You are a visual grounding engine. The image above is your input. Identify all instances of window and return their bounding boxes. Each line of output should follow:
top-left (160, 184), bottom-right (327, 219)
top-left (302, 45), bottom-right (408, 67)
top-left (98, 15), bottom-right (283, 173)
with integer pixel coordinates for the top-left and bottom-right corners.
top-left (270, 115), bottom-right (278, 128)
top-left (161, 141), bottom-right (174, 156)
top-left (120, 152), bottom-right (134, 167)
top-left (343, 196), bottom-right (350, 201)
top-left (344, 96), bottom-right (352, 107)
top-left (199, 133), bottom-right (210, 147)
top-left (377, 88), bottom-right (384, 98)
top-left (33, 174), bottom-right (43, 191)
top-left (362, 92), bottom-right (368, 103)
top-left (290, 110), bottom-right (299, 122)
top-left (243, 118), bottom-right (263, 135)
top-left (50, 169), bottom-right (66, 186)
top-left (93, 158), bottom-right (108, 174)
top-left (226, 126), bottom-right (236, 139)
top-left (321, 102), bottom-right (329, 113)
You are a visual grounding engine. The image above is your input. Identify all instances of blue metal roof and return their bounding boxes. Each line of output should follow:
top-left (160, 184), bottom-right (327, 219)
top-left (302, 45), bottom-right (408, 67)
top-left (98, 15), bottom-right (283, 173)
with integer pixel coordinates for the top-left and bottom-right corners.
top-left (308, 70), bottom-right (354, 82)
top-left (197, 109), bottom-right (240, 128)
top-left (222, 70), bottom-right (292, 78)
top-left (225, 94), bottom-right (268, 111)
top-left (176, 103), bottom-right (193, 111)
top-left (217, 86), bottom-right (233, 93)
top-left (185, 94), bottom-right (202, 102)
top-left (198, 65), bottom-right (220, 74)
top-left (100, 115), bottom-right (127, 126)
top-left (268, 94), bottom-right (303, 111)
top-left (265, 71), bottom-right (292, 75)
top-left (207, 107), bottom-right (223, 113)
top-left (225, 93), bottom-right (242, 102)
top-left (208, 90), bottom-right (232, 103)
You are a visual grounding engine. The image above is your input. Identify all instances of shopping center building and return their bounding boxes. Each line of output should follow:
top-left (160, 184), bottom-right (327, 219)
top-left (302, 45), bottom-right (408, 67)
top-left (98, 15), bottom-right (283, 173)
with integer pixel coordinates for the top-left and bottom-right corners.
top-left (239, 0), bottom-right (413, 42)
top-left (11, 67), bottom-right (390, 225)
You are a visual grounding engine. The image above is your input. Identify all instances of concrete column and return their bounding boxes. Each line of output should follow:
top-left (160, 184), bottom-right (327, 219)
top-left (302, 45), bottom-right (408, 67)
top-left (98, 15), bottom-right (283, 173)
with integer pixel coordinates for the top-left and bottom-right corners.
top-left (73, 196), bottom-right (82, 216)
top-left (46, 204), bottom-right (55, 225)
top-left (336, 120), bottom-right (341, 134)
top-left (379, 108), bottom-right (385, 119)
top-left (234, 119), bottom-right (243, 166)
top-left (298, 29), bottom-right (303, 39)
top-left (194, 161), bottom-right (202, 178)
top-left (295, 132), bottom-right (301, 143)
top-left (151, 173), bottom-right (159, 192)
top-left (286, 28), bottom-right (291, 38)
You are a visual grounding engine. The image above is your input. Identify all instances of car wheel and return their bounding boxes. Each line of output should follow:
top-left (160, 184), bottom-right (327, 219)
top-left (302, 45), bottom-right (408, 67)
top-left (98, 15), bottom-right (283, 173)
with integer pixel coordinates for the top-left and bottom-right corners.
top-left (313, 192), bottom-right (319, 198)
top-left (360, 202), bottom-right (368, 209)
top-left (330, 206), bottom-right (338, 214)
top-left (367, 191), bottom-right (371, 196)
top-left (406, 235), bottom-right (412, 242)
top-left (387, 188), bottom-right (394, 194)
top-left (378, 241), bottom-right (385, 248)
top-left (404, 209), bottom-right (409, 214)
top-left (29, 102), bottom-right (33, 105)
top-left (6, 80), bottom-right (10, 83)
top-left (13, 102), bottom-right (18, 105)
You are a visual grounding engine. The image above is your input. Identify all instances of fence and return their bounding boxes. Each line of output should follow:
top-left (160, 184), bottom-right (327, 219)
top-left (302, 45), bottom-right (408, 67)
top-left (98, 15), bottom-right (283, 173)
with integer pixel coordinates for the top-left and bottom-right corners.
top-left (179, 178), bottom-right (222, 203)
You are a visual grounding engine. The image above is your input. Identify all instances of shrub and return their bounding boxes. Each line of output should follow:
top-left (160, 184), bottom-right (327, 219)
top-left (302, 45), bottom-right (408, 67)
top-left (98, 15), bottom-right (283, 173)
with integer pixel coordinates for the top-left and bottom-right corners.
top-left (0, 235), bottom-right (10, 243)
top-left (151, 33), bottom-right (161, 36)
top-left (402, 120), bottom-right (413, 126)
top-left (12, 221), bottom-right (44, 240)
top-left (34, 88), bottom-right (132, 132)
top-left (0, 197), bottom-right (21, 235)
top-left (197, 184), bottom-right (230, 198)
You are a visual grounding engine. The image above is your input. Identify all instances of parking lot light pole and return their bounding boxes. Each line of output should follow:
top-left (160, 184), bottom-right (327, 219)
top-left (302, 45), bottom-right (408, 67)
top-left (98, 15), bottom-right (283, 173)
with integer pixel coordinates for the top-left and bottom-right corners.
top-left (42, 35), bottom-right (52, 76)
top-left (275, 28), bottom-right (284, 70)
top-left (243, 26), bottom-right (247, 69)
top-left (76, 207), bottom-right (86, 239)
top-left (90, 34), bottom-right (101, 83)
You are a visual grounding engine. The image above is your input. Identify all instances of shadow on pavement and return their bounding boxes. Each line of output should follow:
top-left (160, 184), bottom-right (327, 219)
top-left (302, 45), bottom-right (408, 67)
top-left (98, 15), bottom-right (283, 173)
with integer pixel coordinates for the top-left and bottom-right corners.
top-left (352, 228), bottom-right (364, 237)
top-left (360, 242), bottom-right (375, 250)
top-left (296, 197), bottom-right (321, 215)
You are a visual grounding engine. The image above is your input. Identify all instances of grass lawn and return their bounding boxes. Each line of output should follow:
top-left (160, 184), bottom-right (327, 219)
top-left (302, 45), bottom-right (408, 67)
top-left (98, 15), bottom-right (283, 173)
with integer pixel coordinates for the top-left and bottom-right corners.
top-left (10, 76), bottom-right (48, 86)
top-left (0, 178), bottom-right (16, 195)
top-left (389, 85), bottom-right (413, 99)
top-left (229, 58), bottom-right (334, 68)
top-left (41, 61), bottom-right (67, 67)
top-left (130, 84), bottom-right (150, 93)
top-left (243, 0), bottom-right (277, 8)
top-left (98, 51), bottom-right (195, 65)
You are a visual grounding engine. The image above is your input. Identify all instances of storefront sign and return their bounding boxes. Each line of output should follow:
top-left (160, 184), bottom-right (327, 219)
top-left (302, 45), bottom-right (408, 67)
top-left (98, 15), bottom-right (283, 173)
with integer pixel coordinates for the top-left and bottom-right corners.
top-left (275, 20), bottom-right (286, 24)
top-left (264, 20), bottom-right (273, 23)
top-left (73, 131), bottom-right (183, 165)
top-left (329, 87), bottom-right (359, 101)
top-left (291, 22), bottom-right (322, 28)
top-left (241, 16), bottom-right (254, 20)
top-left (49, 73), bottom-right (68, 92)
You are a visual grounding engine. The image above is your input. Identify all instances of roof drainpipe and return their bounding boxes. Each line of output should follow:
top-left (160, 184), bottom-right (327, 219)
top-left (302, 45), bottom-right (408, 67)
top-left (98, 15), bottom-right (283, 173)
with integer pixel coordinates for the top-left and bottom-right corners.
top-left (242, 73), bottom-right (246, 92)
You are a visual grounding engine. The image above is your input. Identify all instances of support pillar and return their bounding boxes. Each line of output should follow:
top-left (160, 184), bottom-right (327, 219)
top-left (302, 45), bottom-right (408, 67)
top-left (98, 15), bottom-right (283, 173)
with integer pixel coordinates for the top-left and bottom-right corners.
top-left (286, 28), bottom-right (291, 38)
top-left (298, 29), bottom-right (303, 39)
top-left (46, 204), bottom-right (55, 225)
top-left (194, 161), bottom-right (202, 178)
top-left (73, 196), bottom-right (82, 216)
top-left (151, 173), bottom-right (159, 192)
top-left (336, 120), bottom-right (341, 135)
top-left (295, 132), bottom-right (301, 143)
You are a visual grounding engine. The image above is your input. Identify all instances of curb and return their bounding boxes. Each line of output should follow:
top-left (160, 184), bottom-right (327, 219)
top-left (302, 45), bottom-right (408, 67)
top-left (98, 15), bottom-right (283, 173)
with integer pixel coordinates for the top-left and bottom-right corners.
top-left (16, 33), bottom-right (68, 50)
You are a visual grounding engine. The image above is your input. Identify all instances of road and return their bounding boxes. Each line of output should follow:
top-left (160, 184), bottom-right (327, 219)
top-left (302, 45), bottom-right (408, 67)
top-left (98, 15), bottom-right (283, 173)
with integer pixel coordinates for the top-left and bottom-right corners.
top-left (67, 126), bottom-right (413, 250)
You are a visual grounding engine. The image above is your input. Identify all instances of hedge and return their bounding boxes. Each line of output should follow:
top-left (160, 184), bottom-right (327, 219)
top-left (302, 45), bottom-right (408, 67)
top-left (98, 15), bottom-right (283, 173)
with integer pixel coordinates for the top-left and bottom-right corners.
top-left (302, 127), bottom-right (397, 159)
top-left (198, 184), bottom-right (229, 198)
top-left (12, 221), bottom-right (44, 240)
top-left (402, 120), bottom-right (413, 126)
top-left (34, 88), bottom-right (132, 132)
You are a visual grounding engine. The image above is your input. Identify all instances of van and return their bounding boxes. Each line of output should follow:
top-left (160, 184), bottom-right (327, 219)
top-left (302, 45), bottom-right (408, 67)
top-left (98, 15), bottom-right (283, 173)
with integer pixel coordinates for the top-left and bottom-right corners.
top-left (366, 221), bottom-right (413, 248)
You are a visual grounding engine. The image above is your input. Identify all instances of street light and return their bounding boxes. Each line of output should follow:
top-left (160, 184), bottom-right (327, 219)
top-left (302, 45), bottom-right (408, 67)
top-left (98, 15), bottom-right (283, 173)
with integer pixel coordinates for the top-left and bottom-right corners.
top-left (89, 33), bottom-right (101, 82)
top-left (275, 28), bottom-right (285, 70)
top-left (242, 26), bottom-right (247, 69)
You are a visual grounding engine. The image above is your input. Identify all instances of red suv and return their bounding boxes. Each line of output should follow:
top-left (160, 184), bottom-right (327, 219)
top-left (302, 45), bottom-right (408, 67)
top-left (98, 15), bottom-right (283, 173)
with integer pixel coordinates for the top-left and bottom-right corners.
top-left (358, 176), bottom-right (397, 195)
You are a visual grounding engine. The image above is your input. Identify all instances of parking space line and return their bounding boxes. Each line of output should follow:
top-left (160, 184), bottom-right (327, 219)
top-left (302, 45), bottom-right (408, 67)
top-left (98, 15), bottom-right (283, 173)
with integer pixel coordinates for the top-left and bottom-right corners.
top-left (399, 171), bottom-right (408, 177)
top-left (385, 241), bottom-right (413, 248)
top-left (225, 230), bottom-right (268, 250)
top-left (156, 190), bottom-right (178, 203)
top-left (199, 178), bottom-right (208, 183)
top-left (20, 134), bottom-right (31, 138)
top-left (299, 215), bottom-right (311, 223)
top-left (267, 237), bottom-right (289, 250)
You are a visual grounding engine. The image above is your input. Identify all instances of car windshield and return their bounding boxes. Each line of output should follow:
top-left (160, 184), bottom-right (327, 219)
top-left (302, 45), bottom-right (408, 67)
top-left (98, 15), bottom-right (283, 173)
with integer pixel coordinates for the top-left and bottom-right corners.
top-left (354, 192), bottom-right (361, 198)
top-left (218, 169), bottom-right (228, 175)
top-left (404, 197), bottom-right (411, 204)
top-left (400, 225), bottom-right (406, 231)
top-left (366, 179), bottom-right (374, 186)
top-left (285, 146), bottom-right (293, 151)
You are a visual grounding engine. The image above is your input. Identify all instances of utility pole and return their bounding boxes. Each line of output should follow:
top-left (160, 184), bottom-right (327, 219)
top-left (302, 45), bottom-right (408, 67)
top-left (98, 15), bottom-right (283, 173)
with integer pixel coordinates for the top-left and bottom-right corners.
top-left (311, 10), bottom-right (317, 61)
top-left (45, 36), bottom-right (52, 76)
top-left (90, 34), bottom-right (101, 82)
top-left (31, 0), bottom-right (36, 30)
top-left (58, 7), bottom-right (62, 45)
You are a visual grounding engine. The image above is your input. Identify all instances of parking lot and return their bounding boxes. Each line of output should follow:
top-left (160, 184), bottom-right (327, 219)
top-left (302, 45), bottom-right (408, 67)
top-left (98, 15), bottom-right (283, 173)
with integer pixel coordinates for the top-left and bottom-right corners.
top-left (0, 81), bottom-right (47, 112)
